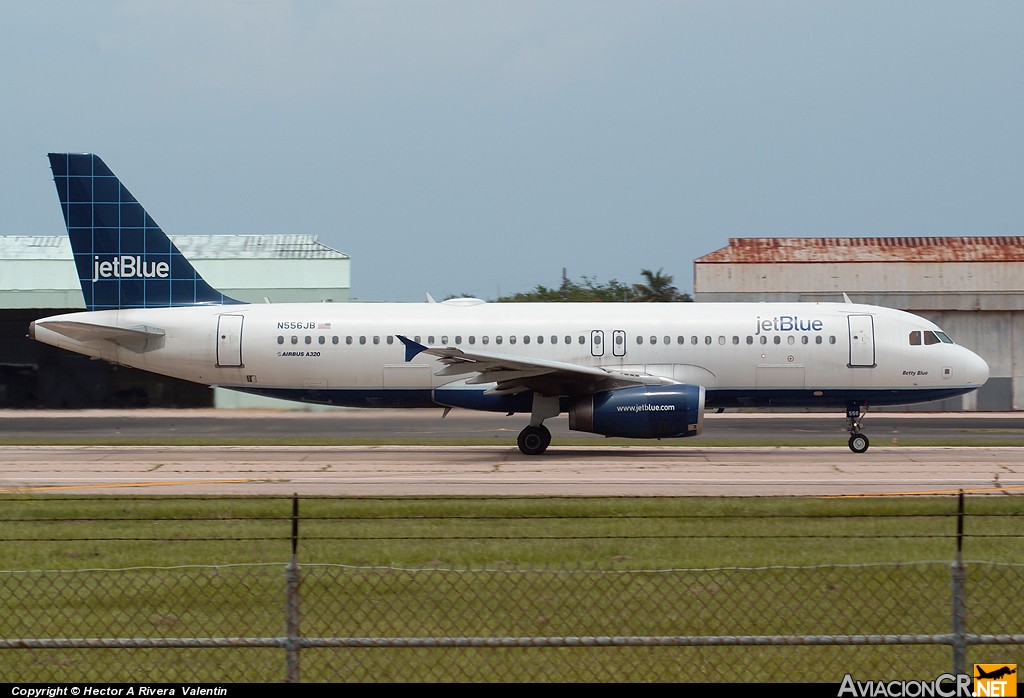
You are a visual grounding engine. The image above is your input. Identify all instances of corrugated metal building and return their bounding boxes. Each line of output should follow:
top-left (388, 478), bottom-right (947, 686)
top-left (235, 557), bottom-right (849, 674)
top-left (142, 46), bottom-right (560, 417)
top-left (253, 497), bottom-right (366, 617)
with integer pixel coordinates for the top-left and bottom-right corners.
top-left (694, 236), bottom-right (1022, 411)
top-left (1, 234), bottom-right (350, 307)
top-left (0, 234), bottom-right (350, 409)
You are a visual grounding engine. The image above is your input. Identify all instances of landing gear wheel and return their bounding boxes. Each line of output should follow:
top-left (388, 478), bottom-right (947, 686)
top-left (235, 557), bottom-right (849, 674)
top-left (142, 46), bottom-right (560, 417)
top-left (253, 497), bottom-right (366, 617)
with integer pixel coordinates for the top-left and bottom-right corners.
top-left (848, 433), bottom-right (870, 454)
top-left (517, 425), bottom-right (552, 456)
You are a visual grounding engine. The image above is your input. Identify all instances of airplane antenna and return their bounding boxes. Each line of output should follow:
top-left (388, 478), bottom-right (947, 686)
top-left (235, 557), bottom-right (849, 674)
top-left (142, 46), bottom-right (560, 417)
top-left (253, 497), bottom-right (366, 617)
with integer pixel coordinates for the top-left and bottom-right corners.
top-left (426, 293), bottom-right (436, 303)
top-left (842, 292), bottom-right (852, 304)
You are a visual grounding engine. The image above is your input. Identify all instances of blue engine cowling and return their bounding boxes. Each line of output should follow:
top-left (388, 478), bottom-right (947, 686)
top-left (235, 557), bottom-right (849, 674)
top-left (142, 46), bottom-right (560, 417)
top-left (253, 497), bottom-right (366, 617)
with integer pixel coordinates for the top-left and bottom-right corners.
top-left (568, 384), bottom-right (705, 439)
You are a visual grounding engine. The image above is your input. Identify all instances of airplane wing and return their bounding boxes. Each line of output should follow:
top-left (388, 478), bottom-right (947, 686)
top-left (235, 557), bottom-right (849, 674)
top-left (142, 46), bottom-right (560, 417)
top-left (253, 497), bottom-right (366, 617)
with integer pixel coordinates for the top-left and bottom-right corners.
top-left (33, 320), bottom-right (165, 353)
top-left (397, 335), bottom-right (674, 396)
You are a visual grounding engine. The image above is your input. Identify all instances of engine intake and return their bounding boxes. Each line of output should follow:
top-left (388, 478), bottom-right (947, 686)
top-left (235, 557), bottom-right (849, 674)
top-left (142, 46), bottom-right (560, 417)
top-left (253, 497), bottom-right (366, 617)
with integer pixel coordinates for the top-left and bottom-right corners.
top-left (568, 384), bottom-right (705, 439)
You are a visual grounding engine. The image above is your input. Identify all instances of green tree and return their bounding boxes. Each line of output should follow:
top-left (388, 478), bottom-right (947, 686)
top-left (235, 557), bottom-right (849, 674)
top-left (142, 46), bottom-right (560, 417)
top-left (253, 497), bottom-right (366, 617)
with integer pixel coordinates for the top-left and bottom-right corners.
top-left (632, 268), bottom-right (690, 302)
top-left (496, 269), bottom-right (691, 303)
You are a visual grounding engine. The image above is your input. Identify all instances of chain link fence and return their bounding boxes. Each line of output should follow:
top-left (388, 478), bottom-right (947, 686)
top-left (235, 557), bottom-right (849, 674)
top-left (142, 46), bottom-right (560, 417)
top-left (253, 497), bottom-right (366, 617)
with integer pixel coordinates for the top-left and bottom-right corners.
top-left (0, 494), bottom-right (1021, 682)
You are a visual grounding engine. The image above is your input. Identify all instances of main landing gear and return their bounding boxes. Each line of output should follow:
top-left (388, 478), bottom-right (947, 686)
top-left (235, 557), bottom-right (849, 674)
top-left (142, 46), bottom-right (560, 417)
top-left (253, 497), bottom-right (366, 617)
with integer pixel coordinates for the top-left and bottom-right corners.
top-left (517, 424), bottom-right (552, 456)
top-left (846, 404), bottom-right (869, 453)
top-left (517, 394), bottom-right (560, 456)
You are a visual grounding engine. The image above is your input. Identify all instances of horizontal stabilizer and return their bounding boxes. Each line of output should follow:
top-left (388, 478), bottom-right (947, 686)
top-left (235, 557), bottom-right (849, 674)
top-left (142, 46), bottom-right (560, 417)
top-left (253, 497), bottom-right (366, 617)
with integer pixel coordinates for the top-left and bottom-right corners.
top-left (33, 320), bottom-right (165, 352)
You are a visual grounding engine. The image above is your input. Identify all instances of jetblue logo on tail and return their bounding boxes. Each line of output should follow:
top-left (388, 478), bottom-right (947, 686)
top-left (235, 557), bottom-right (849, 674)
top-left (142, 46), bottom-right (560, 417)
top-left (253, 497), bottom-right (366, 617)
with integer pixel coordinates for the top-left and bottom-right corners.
top-left (93, 256), bottom-right (170, 282)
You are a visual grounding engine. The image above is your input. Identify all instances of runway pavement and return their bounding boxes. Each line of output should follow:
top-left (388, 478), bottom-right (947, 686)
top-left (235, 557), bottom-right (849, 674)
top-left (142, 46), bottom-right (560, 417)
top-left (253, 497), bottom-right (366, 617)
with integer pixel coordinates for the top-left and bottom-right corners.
top-left (0, 409), bottom-right (1022, 496)
top-left (1, 443), bottom-right (1023, 497)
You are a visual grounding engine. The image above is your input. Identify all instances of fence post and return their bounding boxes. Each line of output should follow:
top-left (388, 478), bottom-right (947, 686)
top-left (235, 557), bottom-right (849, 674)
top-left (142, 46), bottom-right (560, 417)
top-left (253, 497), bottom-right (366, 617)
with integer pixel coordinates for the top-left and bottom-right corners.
top-left (951, 490), bottom-right (967, 676)
top-left (285, 494), bottom-right (302, 683)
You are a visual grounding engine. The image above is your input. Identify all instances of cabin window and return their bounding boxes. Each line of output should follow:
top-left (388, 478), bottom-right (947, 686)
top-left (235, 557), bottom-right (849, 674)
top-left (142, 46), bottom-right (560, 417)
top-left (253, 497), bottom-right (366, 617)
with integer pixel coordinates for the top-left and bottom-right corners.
top-left (732, 336), bottom-right (739, 345)
top-left (615, 335), bottom-right (623, 347)
top-left (441, 336), bottom-right (448, 344)
top-left (468, 336), bottom-right (476, 345)
top-left (496, 336), bottom-right (503, 344)
top-left (318, 336), bottom-right (326, 345)
top-left (428, 336), bottom-right (435, 344)
top-left (373, 336), bottom-right (380, 345)
top-left (650, 336), bottom-right (657, 345)
top-left (923, 331), bottom-right (943, 345)
top-left (746, 336), bottom-right (753, 345)
top-left (787, 336), bottom-right (795, 345)
top-left (564, 335), bottom-right (571, 344)
top-left (386, 336), bottom-right (394, 345)
top-left (815, 336), bottom-right (822, 345)
top-left (277, 336), bottom-right (284, 345)
top-left (305, 336), bottom-right (312, 345)
top-left (829, 336), bottom-right (837, 345)
top-left (578, 336), bottom-right (586, 345)
top-left (359, 336), bottom-right (366, 345)
top-left (760, 336), bottom-right (767, 345)
top-left (691, 336), bottom-right (698, 345)
top-left (773, 336), bottom-right (781, 345)
top-left (332, 336), bottom-right (339, 345)
top-left (509, 336), bottom-right (516, 345)
top-left (482, 336), bottom-right (489, 345)
top-left (705, 336), bottom-right (712, 345)
top-left (291, 336), bottom-right (298, 345)
top-left (537, 336), bottom-right (544, 344)
top-left (677, 336), bottom-right (685, 345)
top-left (801, 336), bottom-right (809, 345)
top-left (455, 336), bottom-right (462, 344)
top-left (637, 336), bottom-right (644, 345)
top-left (345, 336), bottom-right (353, 345)
top-left (909, 331), bottom-right (922, 346)
top-left (553, 335), bottom-right (560, 344)
top-left (523, 336), bottom-right (531, 345)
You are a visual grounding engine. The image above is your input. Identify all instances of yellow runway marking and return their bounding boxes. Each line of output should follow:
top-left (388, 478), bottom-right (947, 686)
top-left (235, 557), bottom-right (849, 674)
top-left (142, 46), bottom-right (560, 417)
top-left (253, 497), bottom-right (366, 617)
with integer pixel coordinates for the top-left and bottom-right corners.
top-left (0, 479), bottom-right (264, 493)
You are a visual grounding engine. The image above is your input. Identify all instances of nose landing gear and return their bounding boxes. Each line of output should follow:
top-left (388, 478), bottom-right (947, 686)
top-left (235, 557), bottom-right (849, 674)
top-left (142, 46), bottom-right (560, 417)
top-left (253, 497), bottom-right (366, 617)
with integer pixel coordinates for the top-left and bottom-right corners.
top-left (846, 404), bottom-right (869, 453)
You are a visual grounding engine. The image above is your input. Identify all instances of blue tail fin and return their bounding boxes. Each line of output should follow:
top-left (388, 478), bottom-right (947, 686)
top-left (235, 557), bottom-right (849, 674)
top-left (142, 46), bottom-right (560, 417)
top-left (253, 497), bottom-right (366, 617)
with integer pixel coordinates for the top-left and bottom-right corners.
top-left (47, 153), bottom-right (241, 310)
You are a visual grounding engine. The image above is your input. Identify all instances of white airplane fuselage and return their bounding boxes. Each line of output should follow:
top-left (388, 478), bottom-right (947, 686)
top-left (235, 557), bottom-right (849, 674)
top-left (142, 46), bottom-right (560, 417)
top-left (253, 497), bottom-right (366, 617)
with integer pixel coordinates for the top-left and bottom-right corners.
top-left (34, 152), bottom-right (992, 455)
top-left (31, 299), bottom-right (989, 412)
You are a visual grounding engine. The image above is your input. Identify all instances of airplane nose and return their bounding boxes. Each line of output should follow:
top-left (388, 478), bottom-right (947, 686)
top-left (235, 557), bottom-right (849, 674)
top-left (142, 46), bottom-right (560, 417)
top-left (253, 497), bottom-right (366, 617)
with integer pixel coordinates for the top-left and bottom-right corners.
top-left (965, 349), bottom-right (990, 386)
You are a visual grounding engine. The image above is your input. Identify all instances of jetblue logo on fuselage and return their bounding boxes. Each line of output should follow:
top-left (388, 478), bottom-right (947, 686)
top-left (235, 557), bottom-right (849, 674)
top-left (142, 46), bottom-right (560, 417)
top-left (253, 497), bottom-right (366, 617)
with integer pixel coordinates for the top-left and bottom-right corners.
top-left (755, 315), bottom-right (824, 335)
top-left (92, 256), bottom-right (170, 282)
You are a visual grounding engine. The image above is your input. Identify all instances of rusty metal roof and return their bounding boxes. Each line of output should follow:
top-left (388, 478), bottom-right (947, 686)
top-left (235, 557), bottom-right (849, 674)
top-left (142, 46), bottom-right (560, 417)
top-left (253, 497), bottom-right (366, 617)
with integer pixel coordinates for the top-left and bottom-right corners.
top-left (695, 237), bottom-right (1024, 263)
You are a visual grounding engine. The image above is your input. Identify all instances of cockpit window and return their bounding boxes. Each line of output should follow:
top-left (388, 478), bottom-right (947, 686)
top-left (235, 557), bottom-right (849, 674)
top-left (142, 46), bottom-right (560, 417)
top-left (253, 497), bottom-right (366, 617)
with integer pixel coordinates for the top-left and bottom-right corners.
top-left (911, 330), bottom-right (955, 346)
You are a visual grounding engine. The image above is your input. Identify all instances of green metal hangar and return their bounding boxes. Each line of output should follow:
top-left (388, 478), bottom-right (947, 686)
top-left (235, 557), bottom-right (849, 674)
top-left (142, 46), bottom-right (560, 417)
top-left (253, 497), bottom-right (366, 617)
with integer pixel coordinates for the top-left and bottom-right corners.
top-left (0, 234), bottom-right (350, 408)
top-left (694, 236), bottom-right (1021, 411)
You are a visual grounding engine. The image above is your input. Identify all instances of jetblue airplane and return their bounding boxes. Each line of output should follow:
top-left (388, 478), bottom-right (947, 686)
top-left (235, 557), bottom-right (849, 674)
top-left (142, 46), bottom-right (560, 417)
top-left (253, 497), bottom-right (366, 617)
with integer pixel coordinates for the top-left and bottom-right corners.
top-left (30, 153), bottom-right (990, 455)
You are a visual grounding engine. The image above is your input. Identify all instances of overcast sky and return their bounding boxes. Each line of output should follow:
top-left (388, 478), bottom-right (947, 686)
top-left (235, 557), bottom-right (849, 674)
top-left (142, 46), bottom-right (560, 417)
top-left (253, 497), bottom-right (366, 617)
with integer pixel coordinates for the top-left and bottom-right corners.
top-left (3, 1), bottom-right (1022, 302)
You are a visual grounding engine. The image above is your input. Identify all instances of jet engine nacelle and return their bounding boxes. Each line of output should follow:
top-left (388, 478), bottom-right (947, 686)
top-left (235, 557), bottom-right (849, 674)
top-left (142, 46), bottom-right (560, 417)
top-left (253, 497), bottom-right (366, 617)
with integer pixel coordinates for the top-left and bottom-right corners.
top-left (568, 384), bottom-right (705, 439)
